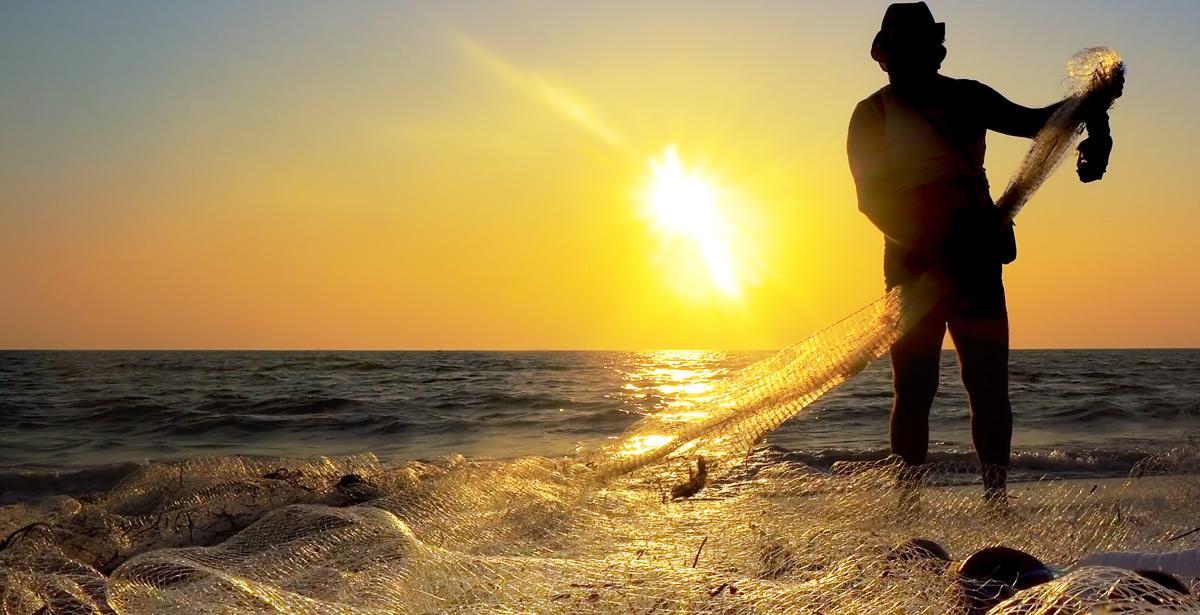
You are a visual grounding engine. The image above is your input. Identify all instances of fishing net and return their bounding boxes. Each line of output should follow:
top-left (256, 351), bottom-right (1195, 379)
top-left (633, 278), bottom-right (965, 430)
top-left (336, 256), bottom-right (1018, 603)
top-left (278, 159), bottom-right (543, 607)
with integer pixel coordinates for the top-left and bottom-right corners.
top-left (4, 449), bottom-right (1198, 614)
top-left (4, 49), bottom-right (1184, 615)
top-left (996, 47), bottom-right (1125, 217)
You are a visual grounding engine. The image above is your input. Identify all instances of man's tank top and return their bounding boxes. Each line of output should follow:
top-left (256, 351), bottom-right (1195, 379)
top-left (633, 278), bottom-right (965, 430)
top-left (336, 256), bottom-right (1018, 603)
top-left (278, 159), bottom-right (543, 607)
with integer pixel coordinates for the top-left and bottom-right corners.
top-left (868, 82), bottom-right (987, 193)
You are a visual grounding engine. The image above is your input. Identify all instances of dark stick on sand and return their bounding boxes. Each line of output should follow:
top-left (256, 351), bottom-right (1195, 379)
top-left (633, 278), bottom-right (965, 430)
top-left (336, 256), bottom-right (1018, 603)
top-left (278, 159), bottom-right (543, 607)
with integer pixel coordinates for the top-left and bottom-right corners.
top-left (692, 535), bottom-right (708, 567)
top-left (1167, 525), bottom-right (1200, 542)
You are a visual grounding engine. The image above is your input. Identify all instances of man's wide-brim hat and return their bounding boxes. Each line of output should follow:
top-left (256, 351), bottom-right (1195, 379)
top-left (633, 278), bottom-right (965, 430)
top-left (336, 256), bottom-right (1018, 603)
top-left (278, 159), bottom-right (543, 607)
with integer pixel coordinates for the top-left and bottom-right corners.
top-left (870, 1), bottom-right (945, 63)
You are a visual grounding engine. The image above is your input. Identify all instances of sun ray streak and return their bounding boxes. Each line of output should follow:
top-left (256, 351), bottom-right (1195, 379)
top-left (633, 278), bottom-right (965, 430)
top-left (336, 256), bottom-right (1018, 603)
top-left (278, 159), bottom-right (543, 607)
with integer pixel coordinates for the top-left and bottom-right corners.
top-left (452, 34), bottom-right (636, 157)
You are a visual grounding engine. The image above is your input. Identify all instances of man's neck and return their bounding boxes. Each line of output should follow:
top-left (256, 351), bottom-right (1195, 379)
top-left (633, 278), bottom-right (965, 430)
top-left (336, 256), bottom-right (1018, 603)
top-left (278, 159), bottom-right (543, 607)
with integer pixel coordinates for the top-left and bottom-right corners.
top-left (888, 72), bottom-right (943, 103)
top-left (888, 71), bottom-right (941, 89)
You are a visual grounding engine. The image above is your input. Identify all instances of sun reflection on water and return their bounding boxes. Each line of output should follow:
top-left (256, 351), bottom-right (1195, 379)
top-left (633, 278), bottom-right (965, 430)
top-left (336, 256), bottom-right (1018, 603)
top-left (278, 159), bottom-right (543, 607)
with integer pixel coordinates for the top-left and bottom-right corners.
top-left (589, 349), bottom-right (773, 478)
top-left (610, 350), bottom-right (750, 438)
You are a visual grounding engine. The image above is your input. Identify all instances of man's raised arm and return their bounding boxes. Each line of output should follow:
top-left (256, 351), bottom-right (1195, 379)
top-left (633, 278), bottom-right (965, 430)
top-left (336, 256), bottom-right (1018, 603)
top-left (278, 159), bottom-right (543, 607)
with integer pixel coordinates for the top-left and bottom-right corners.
top-left (970, 81), bottom-right (1064, 139)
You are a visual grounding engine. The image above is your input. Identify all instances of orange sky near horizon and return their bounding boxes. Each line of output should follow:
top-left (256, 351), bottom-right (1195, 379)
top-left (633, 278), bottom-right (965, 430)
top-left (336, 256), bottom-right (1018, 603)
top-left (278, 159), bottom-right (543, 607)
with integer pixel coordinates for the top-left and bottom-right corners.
top-left (2, 1), bottom-right (1199, 350)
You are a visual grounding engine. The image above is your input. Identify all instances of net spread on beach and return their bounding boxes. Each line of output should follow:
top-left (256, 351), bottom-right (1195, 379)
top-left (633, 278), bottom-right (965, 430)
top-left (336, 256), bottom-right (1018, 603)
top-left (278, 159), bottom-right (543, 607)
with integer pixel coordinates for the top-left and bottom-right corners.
top-left (5, 49), bottom-right (1191, 615)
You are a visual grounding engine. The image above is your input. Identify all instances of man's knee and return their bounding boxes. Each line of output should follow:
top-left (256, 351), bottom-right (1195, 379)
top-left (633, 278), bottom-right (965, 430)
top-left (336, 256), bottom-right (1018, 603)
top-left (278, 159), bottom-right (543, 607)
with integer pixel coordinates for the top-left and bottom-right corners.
top-left (893, 369), bottom-right (940, 414)
top-left (961, 361), bottom-right (1007, 393)
top-left (894, 376), bottom-right (939, 405)
top-left (894, 355), bottom-right (939, 390)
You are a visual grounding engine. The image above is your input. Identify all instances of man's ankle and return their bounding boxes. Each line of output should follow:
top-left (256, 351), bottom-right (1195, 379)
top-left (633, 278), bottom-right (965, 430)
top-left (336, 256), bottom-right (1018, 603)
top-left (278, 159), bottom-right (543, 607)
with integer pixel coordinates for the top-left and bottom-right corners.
top-left (981, 462), bottom-right (1008, 498)
top-left (896, 460), bottom-right (928, 490)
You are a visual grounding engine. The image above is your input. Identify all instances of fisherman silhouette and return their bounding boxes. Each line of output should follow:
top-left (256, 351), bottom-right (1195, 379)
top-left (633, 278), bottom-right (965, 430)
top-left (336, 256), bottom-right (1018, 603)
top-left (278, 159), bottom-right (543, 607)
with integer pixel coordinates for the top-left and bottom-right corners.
top-left (846, 2), bottom-right (1120, 500)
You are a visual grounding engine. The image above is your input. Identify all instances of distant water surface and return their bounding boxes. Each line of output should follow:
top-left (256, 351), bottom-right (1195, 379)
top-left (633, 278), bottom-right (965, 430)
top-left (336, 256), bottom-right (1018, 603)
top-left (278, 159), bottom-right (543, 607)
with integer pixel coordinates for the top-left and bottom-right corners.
top-left (1, 349), bottom-right (1197, 502)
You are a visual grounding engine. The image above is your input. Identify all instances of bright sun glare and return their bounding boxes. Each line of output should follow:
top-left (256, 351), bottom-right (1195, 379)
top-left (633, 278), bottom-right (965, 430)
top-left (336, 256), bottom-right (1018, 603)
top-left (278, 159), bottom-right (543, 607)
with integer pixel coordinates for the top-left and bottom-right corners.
top-left (644, 145), bottom-right (741, 297)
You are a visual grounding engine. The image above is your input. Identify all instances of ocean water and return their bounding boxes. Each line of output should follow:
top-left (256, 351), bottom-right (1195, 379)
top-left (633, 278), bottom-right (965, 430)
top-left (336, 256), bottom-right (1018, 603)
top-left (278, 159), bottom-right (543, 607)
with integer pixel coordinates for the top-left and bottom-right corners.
top-left (1, 349), bottom-right (1197, 503)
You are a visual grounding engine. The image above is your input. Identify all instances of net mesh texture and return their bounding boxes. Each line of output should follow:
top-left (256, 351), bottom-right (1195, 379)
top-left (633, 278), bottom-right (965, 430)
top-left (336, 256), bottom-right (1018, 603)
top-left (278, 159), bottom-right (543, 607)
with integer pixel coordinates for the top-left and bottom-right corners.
top-left (6, 49), bottom-right (1186, 615)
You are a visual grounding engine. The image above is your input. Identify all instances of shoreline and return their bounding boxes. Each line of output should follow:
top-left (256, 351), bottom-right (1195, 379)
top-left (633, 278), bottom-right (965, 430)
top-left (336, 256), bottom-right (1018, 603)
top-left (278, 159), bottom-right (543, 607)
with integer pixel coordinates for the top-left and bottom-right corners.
top-left (1, 444), bottom-right (1189, 507)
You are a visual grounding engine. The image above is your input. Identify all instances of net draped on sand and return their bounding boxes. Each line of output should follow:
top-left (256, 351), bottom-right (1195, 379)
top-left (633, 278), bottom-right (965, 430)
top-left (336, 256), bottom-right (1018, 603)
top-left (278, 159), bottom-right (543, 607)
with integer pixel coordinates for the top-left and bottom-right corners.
top-left (5, 49), bottom-right (1190, 615)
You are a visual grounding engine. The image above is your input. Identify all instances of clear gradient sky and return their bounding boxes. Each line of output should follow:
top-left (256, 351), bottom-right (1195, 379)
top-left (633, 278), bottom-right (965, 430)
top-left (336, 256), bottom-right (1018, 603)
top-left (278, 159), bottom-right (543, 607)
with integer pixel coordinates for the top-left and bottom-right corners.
top-left (2, 1), bottom-right (1198, 350)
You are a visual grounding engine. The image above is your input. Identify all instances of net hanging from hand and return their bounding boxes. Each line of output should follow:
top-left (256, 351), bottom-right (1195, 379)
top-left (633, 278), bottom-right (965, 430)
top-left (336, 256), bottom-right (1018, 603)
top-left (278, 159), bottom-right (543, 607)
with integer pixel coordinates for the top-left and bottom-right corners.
top-left (7, 49), bottom-right (1191, 615)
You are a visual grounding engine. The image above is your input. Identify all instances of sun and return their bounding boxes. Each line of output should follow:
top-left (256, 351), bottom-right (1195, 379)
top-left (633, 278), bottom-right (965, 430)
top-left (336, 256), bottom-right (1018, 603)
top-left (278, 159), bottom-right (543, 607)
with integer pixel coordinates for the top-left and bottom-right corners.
top-left (643, 145), bottom-right (741, 297)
